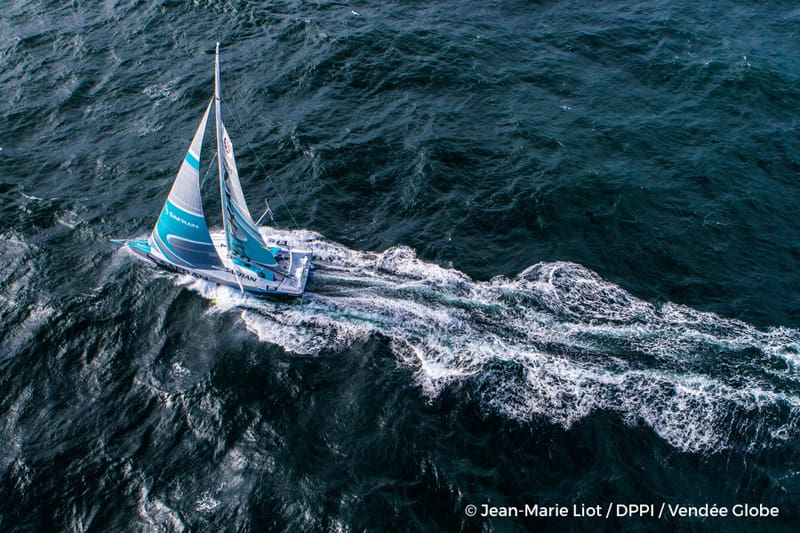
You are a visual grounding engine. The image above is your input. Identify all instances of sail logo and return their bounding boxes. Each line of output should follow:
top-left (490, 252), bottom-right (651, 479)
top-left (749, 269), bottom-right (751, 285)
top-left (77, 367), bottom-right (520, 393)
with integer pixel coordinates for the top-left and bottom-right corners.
top-left (223, 136), bottom-right (232, 154)
top-left (225, 267), bottom-right (257, 282)
top-left (165, 206), bottom-right (199, 229)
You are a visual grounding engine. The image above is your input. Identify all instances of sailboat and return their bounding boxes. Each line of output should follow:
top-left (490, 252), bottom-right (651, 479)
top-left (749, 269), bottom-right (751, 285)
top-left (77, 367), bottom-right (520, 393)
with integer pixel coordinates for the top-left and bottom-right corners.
top-left (114, 43), bottom-right (312, 297)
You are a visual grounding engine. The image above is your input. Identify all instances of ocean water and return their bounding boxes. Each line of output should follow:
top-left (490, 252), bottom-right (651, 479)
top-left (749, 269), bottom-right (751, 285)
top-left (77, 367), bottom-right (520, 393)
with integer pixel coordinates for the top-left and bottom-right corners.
top-left (2, 0), bottom-right (800, 531)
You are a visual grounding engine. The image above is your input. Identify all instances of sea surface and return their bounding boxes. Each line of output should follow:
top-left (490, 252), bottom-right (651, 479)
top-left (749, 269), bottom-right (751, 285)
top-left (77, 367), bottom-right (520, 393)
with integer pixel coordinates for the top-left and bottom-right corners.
top-left (2, 1), bottom-right (800, 531)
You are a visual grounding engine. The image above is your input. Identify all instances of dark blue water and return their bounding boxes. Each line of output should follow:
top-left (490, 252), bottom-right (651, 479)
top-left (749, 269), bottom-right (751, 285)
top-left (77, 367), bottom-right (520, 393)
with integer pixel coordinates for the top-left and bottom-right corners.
top-left (2, 1), bottom-right (800, 530)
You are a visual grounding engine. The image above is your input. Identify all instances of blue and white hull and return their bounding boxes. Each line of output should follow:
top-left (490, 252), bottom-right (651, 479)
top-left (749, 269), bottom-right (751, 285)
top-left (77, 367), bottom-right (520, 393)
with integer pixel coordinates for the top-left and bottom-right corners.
top-left (124, 233), bottom-right (311, 297)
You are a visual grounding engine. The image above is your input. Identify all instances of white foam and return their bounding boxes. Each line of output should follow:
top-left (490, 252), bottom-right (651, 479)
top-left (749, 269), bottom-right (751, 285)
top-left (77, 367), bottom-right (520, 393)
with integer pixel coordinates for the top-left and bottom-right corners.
top-left (137, 483), bottom-right (185, 532)
top-left (195, 493), bottom-right (220, 513)
top-left (178, 230), bottom-right (800, 453)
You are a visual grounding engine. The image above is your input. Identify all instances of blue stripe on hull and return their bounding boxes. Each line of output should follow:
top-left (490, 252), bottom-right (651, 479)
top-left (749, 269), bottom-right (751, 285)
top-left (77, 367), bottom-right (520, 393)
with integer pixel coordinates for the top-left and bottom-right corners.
top-left (127, 241), bottom-right (311, 298)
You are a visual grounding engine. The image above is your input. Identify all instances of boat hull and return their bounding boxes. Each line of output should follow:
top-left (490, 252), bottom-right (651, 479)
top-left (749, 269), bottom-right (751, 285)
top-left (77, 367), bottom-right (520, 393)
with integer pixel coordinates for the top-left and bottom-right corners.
top-left (123, 237), bottom-right (311, 297)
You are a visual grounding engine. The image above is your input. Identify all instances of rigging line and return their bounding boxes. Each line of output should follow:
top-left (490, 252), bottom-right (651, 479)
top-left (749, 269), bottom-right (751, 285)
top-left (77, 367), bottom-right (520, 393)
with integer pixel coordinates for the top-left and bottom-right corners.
top-left (223, 98), bottom-right (301, 229)
top-left (200, 151), bottom-right (217, 189)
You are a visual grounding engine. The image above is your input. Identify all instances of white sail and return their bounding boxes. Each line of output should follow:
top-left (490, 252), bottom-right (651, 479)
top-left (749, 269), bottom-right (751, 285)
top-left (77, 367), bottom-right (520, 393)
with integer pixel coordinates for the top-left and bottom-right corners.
top-left (148, 100), bottom-right (223, 268)
top-left (214, 42), bottom-right (278, 268)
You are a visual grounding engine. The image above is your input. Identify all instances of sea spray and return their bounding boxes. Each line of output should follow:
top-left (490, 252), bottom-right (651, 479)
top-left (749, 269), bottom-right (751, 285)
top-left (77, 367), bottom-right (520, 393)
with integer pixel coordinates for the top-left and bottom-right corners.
top-left (177, 229), bottom-right (800, 454)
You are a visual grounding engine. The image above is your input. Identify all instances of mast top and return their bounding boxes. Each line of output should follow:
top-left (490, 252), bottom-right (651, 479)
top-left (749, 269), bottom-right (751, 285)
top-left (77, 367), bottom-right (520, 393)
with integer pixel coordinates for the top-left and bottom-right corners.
top-left (214, 41), bottom-right (221, 101)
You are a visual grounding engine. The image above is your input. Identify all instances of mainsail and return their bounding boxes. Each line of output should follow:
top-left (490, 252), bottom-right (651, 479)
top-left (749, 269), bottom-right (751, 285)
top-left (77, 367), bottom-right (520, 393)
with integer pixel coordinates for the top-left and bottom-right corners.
top-left (149, 100), bottom-right (223, 269)
top-left (214, 43), bottom-right (279, 269)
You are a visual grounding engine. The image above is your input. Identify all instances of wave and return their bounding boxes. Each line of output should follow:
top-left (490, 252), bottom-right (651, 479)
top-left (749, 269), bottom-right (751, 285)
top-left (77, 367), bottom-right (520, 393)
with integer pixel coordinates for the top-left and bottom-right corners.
top-left (176, 229), bottom-right (800, 454)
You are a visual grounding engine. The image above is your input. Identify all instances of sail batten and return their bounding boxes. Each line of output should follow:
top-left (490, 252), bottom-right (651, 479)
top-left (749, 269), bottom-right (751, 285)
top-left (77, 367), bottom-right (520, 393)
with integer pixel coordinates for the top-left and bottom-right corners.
top-left (148, 99), bottom-right (222, 269)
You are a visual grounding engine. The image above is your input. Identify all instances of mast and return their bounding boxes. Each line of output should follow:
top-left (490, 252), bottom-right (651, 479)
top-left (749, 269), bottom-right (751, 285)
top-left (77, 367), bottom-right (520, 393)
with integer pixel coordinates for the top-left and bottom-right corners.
top-left (214, 41), bottom-right (226, 240)
top-left (213, 41), bottom-right (280, 273)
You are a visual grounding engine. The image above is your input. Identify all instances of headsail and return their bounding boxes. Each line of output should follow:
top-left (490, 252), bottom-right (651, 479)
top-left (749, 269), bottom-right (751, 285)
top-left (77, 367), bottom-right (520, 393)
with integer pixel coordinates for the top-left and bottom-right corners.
top-left (214, 42), bottom-right (279, 268)
top-left (149, 99), bottom-right (223, 269)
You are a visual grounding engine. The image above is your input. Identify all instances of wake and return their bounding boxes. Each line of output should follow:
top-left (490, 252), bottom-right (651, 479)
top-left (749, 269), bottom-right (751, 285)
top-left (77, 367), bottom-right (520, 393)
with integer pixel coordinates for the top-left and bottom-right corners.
top-left (183, 229), bottom-right (800, 453)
